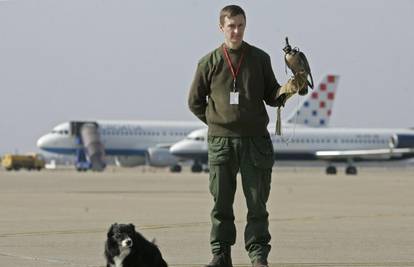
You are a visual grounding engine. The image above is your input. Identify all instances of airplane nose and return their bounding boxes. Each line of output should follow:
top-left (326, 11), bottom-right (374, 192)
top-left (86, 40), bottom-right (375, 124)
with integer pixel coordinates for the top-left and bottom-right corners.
top-left (37, 134), bottom-right (51, 149)
top-left (170, 139), bottom-right (207, 159)
top-left (37, 135), bottom-right (46, 148)
top-left (169, 141), bottom-right (185, 157)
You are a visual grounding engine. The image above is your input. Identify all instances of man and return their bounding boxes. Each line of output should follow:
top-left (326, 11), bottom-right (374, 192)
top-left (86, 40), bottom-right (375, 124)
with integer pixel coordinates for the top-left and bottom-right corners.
top-left (188, 5), bottom-right (306, 267)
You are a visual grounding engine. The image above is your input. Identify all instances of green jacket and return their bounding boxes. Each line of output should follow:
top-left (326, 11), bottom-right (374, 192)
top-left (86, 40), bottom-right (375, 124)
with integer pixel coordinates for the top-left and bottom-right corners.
top-left (188, 41), bottom-right (281, 137)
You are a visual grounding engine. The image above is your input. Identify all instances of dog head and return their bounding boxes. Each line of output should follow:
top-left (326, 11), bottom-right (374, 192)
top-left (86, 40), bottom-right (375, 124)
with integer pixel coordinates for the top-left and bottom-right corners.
top-left (106, 223), bottom-right (136, 257)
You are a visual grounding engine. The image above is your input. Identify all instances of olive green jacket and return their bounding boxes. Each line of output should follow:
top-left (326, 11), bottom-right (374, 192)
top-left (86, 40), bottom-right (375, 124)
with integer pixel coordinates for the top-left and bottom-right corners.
top-left (188, 41), bottom-right (282, 136)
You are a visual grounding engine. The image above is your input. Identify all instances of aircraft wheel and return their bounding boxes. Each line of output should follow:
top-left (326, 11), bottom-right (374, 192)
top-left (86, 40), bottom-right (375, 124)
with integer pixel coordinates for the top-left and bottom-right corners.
top-left (326, 165), bottom-right (337, 175)
top-left (191, 163), bottom-right (203, 173)
top-left (345, 166), bottom-right (357, 175)
top-left (170, 164), bottom-right (182, 173)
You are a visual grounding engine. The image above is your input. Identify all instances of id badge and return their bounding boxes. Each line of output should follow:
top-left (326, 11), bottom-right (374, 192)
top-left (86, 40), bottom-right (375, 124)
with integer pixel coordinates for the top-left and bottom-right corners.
top-left (230, 91), bottom-right (239, 105)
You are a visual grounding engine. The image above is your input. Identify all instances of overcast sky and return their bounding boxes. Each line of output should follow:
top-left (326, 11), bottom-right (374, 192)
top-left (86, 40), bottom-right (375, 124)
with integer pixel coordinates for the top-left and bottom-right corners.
top-left (1, 0), bottom-right (413, 154)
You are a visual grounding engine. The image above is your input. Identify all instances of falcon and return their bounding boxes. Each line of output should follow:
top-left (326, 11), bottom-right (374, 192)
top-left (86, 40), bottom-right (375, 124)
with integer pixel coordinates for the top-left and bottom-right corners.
top-left (283, 37), bottom-right (314, 95)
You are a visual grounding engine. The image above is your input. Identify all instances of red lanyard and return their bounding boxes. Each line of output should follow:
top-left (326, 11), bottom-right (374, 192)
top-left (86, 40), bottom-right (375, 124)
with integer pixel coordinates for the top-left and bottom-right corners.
top-left (222, 44), bottom-right (245, 88)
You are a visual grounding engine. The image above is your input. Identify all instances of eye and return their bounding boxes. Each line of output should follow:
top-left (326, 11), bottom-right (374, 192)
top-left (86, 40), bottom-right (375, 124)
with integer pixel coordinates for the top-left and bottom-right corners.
top-left (114, 233), bottom-right (121, 239)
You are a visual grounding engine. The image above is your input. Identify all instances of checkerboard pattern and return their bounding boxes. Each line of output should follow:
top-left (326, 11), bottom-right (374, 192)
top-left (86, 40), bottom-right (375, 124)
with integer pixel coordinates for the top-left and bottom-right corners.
top-left (287, 75), bottom-right (339, 127)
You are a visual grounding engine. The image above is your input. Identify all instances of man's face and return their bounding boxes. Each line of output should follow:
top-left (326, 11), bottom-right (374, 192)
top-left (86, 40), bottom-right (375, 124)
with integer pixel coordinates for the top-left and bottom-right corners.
top-left (220, 14), bottom-right (246, 48)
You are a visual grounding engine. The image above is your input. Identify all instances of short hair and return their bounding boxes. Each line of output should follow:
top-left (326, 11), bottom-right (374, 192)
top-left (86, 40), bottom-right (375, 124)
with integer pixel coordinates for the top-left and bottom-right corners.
top-left (219, 5), bottom-right (246, 26)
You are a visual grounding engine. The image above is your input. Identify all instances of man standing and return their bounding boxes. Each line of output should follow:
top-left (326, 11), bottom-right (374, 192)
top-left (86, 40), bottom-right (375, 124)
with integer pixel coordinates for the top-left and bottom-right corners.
top-left (188, 5), bottom-right (306, 267)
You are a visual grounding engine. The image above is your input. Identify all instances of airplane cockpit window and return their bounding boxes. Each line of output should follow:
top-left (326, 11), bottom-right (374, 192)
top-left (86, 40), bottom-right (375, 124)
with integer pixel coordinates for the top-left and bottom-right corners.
top-left (186, 136), bottom-right (204, 141)
top-left (51, 129), bottom-right (69, 135)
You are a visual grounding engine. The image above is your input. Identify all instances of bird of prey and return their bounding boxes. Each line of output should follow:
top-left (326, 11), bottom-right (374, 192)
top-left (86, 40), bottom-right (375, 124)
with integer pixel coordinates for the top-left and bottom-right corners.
top-left (283, 37), bottom-right (314, 95)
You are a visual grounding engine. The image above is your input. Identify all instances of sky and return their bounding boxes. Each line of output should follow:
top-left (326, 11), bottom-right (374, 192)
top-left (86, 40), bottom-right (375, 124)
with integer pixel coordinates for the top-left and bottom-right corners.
top-left (0, 0), bottom-right (413, 154)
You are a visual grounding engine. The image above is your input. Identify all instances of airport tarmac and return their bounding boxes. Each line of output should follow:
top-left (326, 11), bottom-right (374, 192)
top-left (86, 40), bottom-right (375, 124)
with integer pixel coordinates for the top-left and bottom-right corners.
top-left (0, 166), bottom-right (413, 267)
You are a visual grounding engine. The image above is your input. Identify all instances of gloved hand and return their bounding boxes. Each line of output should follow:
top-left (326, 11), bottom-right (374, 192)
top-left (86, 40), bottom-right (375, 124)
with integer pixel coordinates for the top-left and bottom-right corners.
top-left (279, 79), bottom-right (299, 95)
top-left (275, 71), bottom-right (309, 106)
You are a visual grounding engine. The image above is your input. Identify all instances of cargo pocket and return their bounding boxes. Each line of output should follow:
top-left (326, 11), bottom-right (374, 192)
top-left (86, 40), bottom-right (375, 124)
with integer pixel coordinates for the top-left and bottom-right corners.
top-left (208, 137), bottom-right (231, 165)
top-left (250, 136), bottom-right (274, 169)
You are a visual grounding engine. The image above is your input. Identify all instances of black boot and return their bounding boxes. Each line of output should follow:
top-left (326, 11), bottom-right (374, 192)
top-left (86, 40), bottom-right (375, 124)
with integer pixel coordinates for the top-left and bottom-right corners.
top-left (204, 252), bottom-right (233, 267)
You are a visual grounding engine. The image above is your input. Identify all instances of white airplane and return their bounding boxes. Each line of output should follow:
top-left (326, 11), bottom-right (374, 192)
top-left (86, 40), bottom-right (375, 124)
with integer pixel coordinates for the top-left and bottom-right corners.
top-left (37, 75), bottom-right (339, 172)
top-left (169, 126), bottom-right (414, 174)
top-left (37, 121), bottom-right (203, 171)
top-left (168, 74), bottom-right (414, 175)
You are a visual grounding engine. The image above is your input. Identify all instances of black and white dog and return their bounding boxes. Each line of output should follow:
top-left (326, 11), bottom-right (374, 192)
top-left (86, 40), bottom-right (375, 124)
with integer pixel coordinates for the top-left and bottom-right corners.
top-left (105, 223), bottom-right (168, 267)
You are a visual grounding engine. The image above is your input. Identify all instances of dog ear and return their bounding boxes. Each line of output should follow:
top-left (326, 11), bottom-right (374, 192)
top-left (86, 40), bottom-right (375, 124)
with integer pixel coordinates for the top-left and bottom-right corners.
top-left (107, 223), bottom-right (117, 238)
top-left (128, 223), bottom-right (136, 232)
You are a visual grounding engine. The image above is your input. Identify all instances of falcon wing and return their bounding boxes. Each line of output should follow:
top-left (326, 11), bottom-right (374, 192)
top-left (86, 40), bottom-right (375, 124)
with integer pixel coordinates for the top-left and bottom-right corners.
top-left (298, 52), bottom-right (314, 89)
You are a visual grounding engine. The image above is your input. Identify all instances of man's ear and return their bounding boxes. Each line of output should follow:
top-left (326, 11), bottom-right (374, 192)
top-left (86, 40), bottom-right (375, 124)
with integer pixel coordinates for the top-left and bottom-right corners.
top-left (219, 23), bottom-right (224, 32)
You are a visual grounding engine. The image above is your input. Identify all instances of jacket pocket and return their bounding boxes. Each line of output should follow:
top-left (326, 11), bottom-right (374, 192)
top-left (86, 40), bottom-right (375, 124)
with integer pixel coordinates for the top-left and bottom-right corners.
top-left (208, 137), bottom-right (231, 165)
top-left (250, 136), bottom-right (274, 169)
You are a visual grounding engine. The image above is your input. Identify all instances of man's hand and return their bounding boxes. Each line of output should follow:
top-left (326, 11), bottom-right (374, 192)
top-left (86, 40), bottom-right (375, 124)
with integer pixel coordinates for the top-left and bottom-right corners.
top-left (275, 71), bottom-right (309, 106)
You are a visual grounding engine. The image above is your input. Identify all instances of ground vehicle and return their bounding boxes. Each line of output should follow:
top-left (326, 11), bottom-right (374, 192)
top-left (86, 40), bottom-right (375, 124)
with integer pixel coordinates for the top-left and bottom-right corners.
top-left (1, 154), bottom-right (45, 171)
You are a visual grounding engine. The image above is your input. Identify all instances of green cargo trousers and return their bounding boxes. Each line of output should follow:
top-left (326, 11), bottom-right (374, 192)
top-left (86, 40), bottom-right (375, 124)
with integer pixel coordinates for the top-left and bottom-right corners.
top-left (208, 135), bottom-right (274, 262)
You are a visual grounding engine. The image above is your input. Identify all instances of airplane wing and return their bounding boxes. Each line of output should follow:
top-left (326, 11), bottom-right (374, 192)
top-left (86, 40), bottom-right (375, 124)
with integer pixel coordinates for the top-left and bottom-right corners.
top-left (316, 148), bottom-right (414, 160)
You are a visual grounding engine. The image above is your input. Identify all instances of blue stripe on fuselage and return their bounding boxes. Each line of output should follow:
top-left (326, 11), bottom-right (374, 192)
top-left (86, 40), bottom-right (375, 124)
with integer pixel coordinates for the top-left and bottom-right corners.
top-left (41, 147), bottom-right (147, 156)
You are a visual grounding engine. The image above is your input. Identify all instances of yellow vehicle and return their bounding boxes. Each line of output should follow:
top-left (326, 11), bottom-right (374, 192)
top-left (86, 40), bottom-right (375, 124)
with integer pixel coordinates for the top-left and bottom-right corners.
top-left (1, 154), bottom-right (45, 171)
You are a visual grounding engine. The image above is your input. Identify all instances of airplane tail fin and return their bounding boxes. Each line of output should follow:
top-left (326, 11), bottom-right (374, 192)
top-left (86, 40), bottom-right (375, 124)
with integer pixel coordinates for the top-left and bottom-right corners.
top-left (285, 74), bottom-right (339, 127)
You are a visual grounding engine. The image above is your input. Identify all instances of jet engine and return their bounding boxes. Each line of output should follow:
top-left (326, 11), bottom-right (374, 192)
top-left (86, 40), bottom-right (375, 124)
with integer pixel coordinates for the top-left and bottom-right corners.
top-left (147, 147), bottom-right (178, 167)
top-left (115, 156), bottom-right (146, 167)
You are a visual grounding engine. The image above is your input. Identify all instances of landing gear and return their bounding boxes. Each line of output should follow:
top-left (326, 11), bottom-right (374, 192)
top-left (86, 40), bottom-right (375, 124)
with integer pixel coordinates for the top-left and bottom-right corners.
top-left (345, 158), bottom-right (358, 175)
top-left (326, 165), bottom-right (337, 175)
top-left (345, 165), bottom-right (357, 175)
top-left (170, 164), bottom-right (182, 173)
top-left (191, 162), bottom-right (203, 173)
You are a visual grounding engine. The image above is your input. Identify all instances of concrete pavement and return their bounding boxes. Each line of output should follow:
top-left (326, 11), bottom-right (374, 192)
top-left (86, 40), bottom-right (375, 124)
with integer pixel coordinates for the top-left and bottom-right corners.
top-left (0, 166), bottom-right (413, 267)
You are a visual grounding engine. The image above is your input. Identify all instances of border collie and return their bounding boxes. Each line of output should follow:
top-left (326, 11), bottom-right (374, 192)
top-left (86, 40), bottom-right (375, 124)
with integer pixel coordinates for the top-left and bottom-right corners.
top-left (105, 223), bottom-right (168, 267)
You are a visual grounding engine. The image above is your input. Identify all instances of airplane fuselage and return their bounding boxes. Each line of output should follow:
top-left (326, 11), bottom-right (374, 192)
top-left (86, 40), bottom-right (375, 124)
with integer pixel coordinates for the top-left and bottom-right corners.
top-left (169, 127), bottom-right (414, 162)
top-left (37, 120), bottom-right (203, 156)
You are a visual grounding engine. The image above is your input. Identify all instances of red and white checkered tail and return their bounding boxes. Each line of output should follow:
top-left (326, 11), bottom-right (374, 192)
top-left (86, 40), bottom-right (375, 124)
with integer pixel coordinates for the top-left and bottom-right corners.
top-left (286, 75), bottom-right (340, 127)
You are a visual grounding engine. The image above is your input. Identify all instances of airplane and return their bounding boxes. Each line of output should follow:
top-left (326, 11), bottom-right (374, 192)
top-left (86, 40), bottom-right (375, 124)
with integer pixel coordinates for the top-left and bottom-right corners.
top-left (37, 75), bottom-right (339, 172)
top-left (168, 74), bottom-right (414, 175)
top-left (37, 121), bottom-right (203, 171)
top-left (169, 126), bottom-right (414, 175)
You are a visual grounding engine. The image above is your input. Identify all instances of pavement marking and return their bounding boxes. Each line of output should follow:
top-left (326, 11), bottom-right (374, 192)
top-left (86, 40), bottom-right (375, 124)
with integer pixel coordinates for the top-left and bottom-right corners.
top-left (0, 228), bottom-right (105, 237)
top-left (0, 251), bottom-right (101, 266)
top-left (2, 251), bottom-right (414, 267)
top-left (1, 212), bottom-right (413, 238)
top-left (167, 263), bottom-right (414, 267)
top-left (65, 190), bottom-right (206, 194)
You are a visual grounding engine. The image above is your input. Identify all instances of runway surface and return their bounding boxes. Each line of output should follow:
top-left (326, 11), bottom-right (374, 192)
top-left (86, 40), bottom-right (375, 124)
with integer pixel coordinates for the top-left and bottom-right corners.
top-left (0, 166), bottom-right (413, 267)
